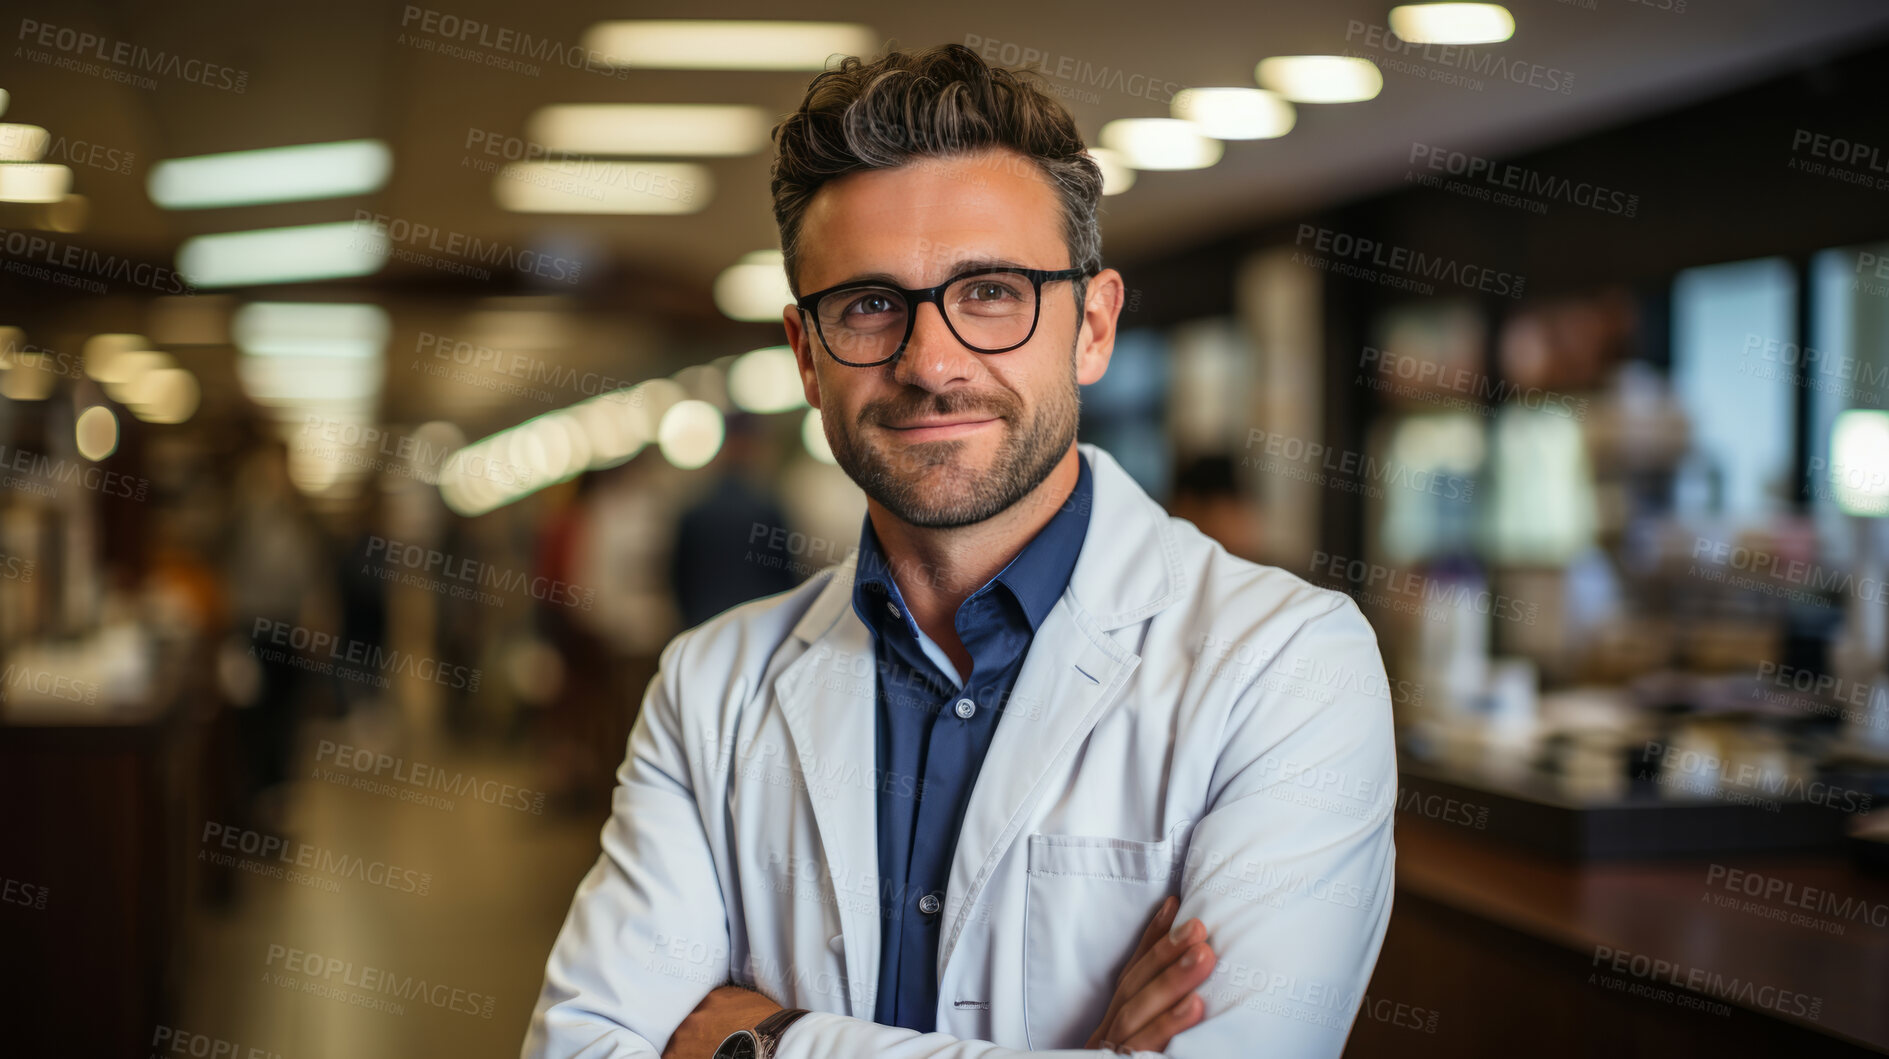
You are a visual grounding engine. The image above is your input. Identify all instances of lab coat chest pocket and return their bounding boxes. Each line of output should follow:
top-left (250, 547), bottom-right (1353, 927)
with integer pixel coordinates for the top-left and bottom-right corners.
top-left (1021, 832), bottom-right (1182, 1050)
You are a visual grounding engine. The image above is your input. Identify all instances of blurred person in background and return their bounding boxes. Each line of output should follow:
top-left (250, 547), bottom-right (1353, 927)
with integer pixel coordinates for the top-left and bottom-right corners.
top-left (668, 411), bottom-right (800, 629)
top-left (223, 439), bottom-right (328, 832)
top-left (526, 42), bottom-right (1395, 1059)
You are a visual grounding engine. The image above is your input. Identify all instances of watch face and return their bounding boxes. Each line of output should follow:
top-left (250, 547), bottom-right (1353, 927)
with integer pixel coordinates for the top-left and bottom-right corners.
top-left (715, 1031), bottom-right (757, 1059)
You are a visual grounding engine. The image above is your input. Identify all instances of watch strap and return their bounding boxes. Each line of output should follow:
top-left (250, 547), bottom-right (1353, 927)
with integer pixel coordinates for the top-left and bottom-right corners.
top-left (752, 1007), bottom-right (811, 1058)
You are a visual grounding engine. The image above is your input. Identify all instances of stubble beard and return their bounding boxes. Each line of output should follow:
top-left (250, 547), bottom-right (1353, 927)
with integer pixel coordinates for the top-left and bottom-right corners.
top-left (826, 363), bottom-right (1079, 530)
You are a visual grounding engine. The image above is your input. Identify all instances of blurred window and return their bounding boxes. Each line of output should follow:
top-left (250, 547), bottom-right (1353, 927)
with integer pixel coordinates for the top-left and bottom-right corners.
top-left (1671, 256), bottom-right (1796, 523)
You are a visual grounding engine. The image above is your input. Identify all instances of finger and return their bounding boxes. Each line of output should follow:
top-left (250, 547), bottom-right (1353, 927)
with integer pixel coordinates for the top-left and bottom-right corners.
top-left (1122, 895), bottom-right (1178, 979)
top-left (1091, 896), bottom-right (1179, 1048)
top-left (1121, 992), bottom-right (1205, 1053)
top-left (1113, 940), bottom-right (1217, 1045)
top-left (1115, 913), bottom-right (1202, 1004)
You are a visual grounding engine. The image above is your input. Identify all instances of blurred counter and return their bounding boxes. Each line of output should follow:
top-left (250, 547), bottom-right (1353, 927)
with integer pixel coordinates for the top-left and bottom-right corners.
top-left (1349, 814), bottom-right (1889, 1057)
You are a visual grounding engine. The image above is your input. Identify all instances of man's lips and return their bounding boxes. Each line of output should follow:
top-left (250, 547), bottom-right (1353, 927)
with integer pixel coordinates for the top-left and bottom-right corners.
top-left (881, 416), bottom-right (1000, 440)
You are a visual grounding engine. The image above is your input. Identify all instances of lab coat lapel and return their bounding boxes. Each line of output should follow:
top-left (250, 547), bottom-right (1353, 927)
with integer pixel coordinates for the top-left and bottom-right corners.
top-left (773, 551), bottom-right (880, 1017)
top-left (936, 443), bottom-right (1185, 978)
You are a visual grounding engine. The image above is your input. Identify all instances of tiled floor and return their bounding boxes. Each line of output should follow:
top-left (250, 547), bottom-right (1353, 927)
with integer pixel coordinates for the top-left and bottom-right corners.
top-left (179, 708), bottom-right (608, 1058)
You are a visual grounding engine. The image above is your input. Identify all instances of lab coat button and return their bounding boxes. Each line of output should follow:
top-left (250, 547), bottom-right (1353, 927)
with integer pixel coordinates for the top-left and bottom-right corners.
top-left (918, 892), bottom-right (941, 915)
top-left (828, 934), bottom-right (844, 954)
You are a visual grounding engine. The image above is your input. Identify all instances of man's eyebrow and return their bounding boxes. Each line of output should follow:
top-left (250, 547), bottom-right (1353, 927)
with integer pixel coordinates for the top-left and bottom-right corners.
top-left (833, 257), bottom-right (1032, 287)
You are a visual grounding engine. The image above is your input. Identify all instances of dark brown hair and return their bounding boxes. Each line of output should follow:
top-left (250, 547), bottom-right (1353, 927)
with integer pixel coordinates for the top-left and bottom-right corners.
top-left (770, 42), bottom-right (1103, 297)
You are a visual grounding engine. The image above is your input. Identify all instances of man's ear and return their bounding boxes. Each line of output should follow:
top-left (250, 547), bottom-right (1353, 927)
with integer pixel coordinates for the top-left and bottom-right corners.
top-left (782, 306), bottom-right (822, 412)
top-left (1076, 268), bottom-right (1125, 386)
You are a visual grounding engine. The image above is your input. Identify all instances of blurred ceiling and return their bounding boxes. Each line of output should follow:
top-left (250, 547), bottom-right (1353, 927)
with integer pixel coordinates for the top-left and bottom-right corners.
top-left (7, 0), bottom-right (1889, 294)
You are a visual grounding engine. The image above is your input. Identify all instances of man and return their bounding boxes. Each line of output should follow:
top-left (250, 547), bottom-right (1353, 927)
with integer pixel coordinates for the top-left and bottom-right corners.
top-left (524, 42), bottom-right (1396, 1059)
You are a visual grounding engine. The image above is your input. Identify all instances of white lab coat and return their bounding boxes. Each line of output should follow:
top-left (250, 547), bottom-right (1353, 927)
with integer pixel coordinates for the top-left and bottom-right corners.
top-left (523, 443), bottom-right (1397, 1059)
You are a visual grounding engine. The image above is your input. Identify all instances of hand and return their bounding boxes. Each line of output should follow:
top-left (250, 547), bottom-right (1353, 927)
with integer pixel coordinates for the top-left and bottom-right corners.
top-left (1085, 895), bottom-right (1216, 1054)
top-left (660, 984), bottom-right (784, 1059)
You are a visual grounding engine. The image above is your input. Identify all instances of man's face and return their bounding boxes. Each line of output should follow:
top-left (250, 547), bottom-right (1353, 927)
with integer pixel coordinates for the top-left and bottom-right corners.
top-left (783, 147), bottom-right (1120, 529)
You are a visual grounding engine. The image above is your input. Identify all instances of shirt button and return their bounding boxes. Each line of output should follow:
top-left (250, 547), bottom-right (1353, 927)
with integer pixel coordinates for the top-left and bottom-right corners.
top-left (954, 697), bottom-right (976, 719)
top-left (886, 601), bottom-right (902, 620)
top-left (918, 892), bottom-right (941, 915)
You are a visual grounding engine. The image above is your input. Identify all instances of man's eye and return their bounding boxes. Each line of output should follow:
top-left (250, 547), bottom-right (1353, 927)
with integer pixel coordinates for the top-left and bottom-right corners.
top-left (845, 293), bottom-right (898, 316)
top-left (966, 281), bottom-right (1021, 301)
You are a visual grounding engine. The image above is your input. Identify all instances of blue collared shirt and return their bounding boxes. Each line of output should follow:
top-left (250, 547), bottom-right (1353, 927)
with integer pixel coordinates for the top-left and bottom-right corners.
top-left (849, 451), bottom-right (1093, 1033)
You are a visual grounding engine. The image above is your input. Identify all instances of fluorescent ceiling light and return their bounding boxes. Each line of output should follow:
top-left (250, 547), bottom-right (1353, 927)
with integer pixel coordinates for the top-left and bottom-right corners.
top-left (582, 20), bottom-right (876, 70)
top-left (1098, 119), bottom-right (1224, 171)
top-left (177, 222), bottom-right (388, 287)
top-left (715, 250), bottom-right (793, 322)
top-left (147, 139), bottom-right (392, 209)
top-left (0, 163), bottom-right (70, 203)
top-left (494, 160), bottom-right (709, 214)
top-left (1256, 56), bottom-right (1383, 103)
top-left (232, 302), bottom-right (390, 359)
top-left (658, 399), bottom-right (724, 469)
top-left (728, 346), bottom-right (806, 414)
top-left (1172, 88), bottom-right (1296, 140)
top-left (526, 104), bottom-right (770, 156)
top-left (1085, 148), bottom-right (1137, 195)
top-left (0, 124), bottom-right (49, 162)
top-left (76, 406), bottom-right (119, 461)
top-left (1831, 410), bottom-right (1889, 517)
top-left (1390, 4), bottom-right (1516, 45)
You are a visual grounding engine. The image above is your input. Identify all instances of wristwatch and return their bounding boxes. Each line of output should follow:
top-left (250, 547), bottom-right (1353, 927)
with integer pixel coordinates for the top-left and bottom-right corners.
top-left (712, 1007), bottom-right (811, 1059)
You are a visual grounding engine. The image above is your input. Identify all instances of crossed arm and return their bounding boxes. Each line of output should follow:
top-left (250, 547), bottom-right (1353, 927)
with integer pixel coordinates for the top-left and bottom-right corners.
top-left (659, 897), bottom-right (1216, 1058)
top-left (522, 597), bottom-right (1396, 1059)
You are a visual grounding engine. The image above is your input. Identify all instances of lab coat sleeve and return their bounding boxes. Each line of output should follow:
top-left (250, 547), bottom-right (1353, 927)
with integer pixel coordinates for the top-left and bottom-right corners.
top-left (521, 632), bottom-right (732, 1059)
top-left (1162, 592), bottom-right (1398, 1059)
top-left (772, 1014), bottom-right (1163, 1058)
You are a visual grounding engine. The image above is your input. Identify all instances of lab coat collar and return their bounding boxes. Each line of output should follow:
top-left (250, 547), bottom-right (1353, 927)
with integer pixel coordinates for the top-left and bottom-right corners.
top-left (771, 443), bottom-right (1183, 1016)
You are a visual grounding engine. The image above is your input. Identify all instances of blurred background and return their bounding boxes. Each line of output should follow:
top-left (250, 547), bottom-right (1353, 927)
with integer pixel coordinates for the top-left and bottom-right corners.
top-left (5, 1), bottom-right (1889, 1056)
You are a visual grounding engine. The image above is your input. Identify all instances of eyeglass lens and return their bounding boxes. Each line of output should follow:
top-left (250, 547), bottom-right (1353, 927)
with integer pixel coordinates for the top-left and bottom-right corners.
top-left (815, 273), bottom-right (1038, 363)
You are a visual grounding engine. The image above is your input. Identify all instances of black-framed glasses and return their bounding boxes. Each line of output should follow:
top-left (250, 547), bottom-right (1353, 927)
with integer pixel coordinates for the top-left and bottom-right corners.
top-left (795, 265), bottom-right (1095, 367)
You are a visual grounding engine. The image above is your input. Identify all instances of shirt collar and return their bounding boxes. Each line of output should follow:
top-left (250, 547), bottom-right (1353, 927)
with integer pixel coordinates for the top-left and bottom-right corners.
top-left (850, 450), bottom-right (1094, 638)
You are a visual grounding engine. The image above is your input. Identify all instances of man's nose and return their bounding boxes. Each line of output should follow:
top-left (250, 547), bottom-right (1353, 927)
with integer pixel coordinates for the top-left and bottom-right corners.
top-left (891, 301), bottom-right (980, 391)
